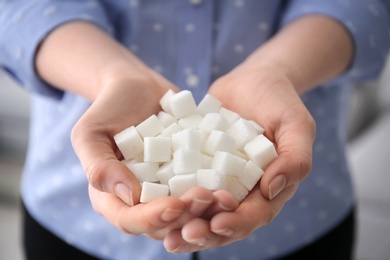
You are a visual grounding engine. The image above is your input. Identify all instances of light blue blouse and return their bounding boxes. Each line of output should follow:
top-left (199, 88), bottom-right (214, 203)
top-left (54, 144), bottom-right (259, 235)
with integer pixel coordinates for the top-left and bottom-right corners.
top-left (1, 0), bottom-right (389, 259)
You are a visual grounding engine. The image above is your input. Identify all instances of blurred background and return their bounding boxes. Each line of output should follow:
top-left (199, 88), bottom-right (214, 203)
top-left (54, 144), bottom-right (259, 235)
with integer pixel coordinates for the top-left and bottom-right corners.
top-left (1, 55), bottom-right (390, 259)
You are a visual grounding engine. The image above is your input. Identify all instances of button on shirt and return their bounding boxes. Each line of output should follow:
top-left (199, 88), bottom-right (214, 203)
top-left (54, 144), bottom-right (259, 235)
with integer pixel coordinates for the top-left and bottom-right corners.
top-left (1, 1), bottom-right (389, 259)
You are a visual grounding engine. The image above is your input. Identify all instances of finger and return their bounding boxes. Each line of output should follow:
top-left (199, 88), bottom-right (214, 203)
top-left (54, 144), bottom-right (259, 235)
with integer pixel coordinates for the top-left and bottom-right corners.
top-left (202, 190), bottom-right (239, 219)
top-left (179, 187), bottom-right (215, 216)
top-left (89, 184), bottom-right (185, 235)
top-left (210, 183), bottom-right (298, 239)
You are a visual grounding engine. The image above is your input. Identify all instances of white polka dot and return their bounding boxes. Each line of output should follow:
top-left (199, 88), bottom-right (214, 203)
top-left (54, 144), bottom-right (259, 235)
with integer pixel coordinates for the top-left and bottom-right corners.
top-left (120, 234), bottom-right (131, 243)
top-left (248, 234), bottom-right (257, 243)
top-left (314, 142), bottom-right (324, 153)
top-left (129, 0), bottom-right (139, 7)
top-left (369, 35), bottom-right (377, 49)
top-left (189, 0), bottom-right (203, 6)
top-left (298, 198), bottom-right (308, 208)
top-left (302, 5), bottom-right (312, 12)
top-left (184, 67), bottom-right (193, 75)
top-left (53, 142), bottom-right (63, 152)
top-left (153, 23), bottom-right (163, 32)
top-left (12, 12), bottom-right (23, 23)
top-left (49, 208), bottom-right (61, 219)
top-left (186, 74), bottom-right (199, 88)
top-left (52, 175), bottom-right (64, 187)
top-left (315, 176), bottom-right (324, 187)
top-left (258, 22), bottom-right (269, 32)
top-left (267, 245), bottom-right (278, 256)
top-left (315, 106), bottom-right (324, 116)
top-left (154, 65), bottom-right (163, 73)
top-left (43, 6), bottom-right (56, 16)
top-left (234, 44), bottom-right (244, 53)
top-left (87, 0), bottom-right (98, 8)
top-left (318, 210), bottom-right (328, 220)
top-left (303, 233), bottom-right (314, 244)
top-left (185, 23), bottom-right (195, 32)
top-left (345, 21), bottom-right (357, 33)
top-left (338, 0), bottom-right (350, 8)
top-left (15, 47), bottom-right (23, 60)
top-left (350, 68), bottom-right (361, 77)
top-left (129, 44), bottom-right (139, 53)
top-left (79, 14), bottom-right (93, 21)
top-left (84, 221), bottom-right (95, 232)
top-left (328, 153), bottom-right (338, 163)
top-left (234, 0), bottom-right (244, 8)
top-left (71, 164), bottom-right (83, 176)
top-left (331, 186), bottom-right (341, 197)
top-left (283, 222), bottom-right (295, 233)
top-left (211, 66), bottom-right (220, 74)
top-left (39, 154), bottom-right (50, 164)
top-left (100, 245), bottom-right (111, 256)
top-left (368, 4), bottom-right (380, 17)
top-left (69, 198), bottom-right (81, 208)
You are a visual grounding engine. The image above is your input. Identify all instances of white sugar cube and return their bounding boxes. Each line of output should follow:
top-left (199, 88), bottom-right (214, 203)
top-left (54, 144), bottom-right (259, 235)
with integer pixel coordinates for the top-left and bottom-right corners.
top-left (124, 162), bottom-right (159, 182)
top-left (169, 90), bottom-right (198, 119)
top-left (140, 182), bottom-right (170, 203)
top-left (160, 122), bottom-right (183, 137)
top-left (171, 128), bottom-right (201, 151)
top-left (232, 149), bottom-right (249, 160)
top-left (211, 151), bottom-right (247, 177)
top-left (178, 114), bottom-right (203, 129)
top-left (199, 113), bottom-right (229, 133)
top-left (201, 154), bottom-right (213, 168)
top-left (238, 160), bottom-right (264, 190)
top-left (136, 114), bottom-right (164, 138)
top-left (159, 89), bottom-right (175, 114)
top-left (219, 107), bottom-right (240, 124)
top-left (157, 111), bottom-right (177, 127)
top-left (169, 174), bottom-right (197, 197)
top-left (114, 126), bottom-right (144, 160)
top-left (172, 148), bottom-right (202, 174)
top-left (144, 136), bottom-right (172, 163)
top-left (197, 169), bottom-right (228, 191)
top-left (249, 120), bottom-right (265, 134)
top-left (155, 161), bottom-right (175, 185)
top-left (244, 134), bottom-right (278, 170)
top-left (203, 130), bottom-right (235, 156)
top-left (197, 94), bottom-right (222, 116)
top-left (227, 177), bottom-right (249, 203)
top-left (226, 118), bottom-right (258, 150)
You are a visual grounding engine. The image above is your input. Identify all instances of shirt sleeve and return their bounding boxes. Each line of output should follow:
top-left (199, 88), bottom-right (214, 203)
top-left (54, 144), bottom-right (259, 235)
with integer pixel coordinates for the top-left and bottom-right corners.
top-left (0, 0), bottom-right (114, 99)
top-left (280, 0), bottom-right (390, 85)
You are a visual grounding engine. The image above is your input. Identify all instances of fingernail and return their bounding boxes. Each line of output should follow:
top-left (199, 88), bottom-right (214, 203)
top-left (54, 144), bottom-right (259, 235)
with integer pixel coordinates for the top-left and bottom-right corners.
top-left (214, 229), bottom-right (234, 237)
top-left (161, 208), bottom-right (183, 222)
top-left (189, 198), bottom-right (213, 215)
top-left (269, 175), bottom-right (287, 200)
top-left (115, 183), bottom-right (134, 206)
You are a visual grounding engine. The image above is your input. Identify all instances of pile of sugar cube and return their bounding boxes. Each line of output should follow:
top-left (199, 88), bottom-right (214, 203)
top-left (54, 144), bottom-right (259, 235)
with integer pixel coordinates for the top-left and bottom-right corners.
top-left (114, 90), bottom-right (278, 203)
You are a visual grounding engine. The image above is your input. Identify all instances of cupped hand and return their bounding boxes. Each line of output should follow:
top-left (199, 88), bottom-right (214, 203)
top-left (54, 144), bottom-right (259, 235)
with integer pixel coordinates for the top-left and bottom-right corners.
top-left (163, 65), bottom-right (316, 253)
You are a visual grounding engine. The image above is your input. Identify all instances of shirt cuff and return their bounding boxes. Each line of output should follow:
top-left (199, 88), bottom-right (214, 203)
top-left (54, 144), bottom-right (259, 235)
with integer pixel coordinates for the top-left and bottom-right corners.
top-left (0, 1), bottom-right (114, 99)
top-left (280, 0), bottom-right (390, 85)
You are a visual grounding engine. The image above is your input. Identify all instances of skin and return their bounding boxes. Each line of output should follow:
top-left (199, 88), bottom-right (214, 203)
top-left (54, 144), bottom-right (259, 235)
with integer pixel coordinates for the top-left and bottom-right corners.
top-left (35, 14), bottom-right (353, 253)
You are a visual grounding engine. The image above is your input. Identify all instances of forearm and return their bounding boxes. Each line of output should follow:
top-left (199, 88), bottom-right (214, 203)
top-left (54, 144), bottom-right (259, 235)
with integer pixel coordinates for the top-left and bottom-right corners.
top-left (35, 21), bottom-right (174, 101)
top-left (242, 15), bottom-right (353, 94)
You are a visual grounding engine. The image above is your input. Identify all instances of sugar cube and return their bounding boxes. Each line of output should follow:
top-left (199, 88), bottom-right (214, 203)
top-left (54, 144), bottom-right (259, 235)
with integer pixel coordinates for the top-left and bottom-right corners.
top-left (226, 118), bottom-right (258, 151)
top-left (159, 89), bottom-right (175, 114)
top-left (197, 94), bottom-right (222, 116)
top-left (136, 114), bottom-right (164, 138)
top-left (140, 182), bottom-right (170, 203)
top-left (169, 90), bottom-right (198, 119)
top-left (172, 128), bottom-right (201, 151)
top-left (197, 169), bottom-right (228, 191)
top-left (238, 160), bottom-right (264, 190)
top-left (227, 177), bottom-right (249, 203)
top-left (169, 174), bottom-right (197, 197)
top-left (244, 134), bottom-right (278, 170)
top-left (211, 151), bottom-right (247, 177)
top-left (203, 130), bottom-right (235, 156)
top-left (178, 114), bottom-right (203, 129)
top-left (144, 136), bottom-right (172, 163)
top-left (124, 162), bottom-right (159, 183)
top-left (219, 107), bottom-right (240, 124)
top-left (155, 161), bottom-right (175, 185)
top-left (114, 126), bottom-right (144, 160)
top-left (160, 122), bottom-right (183, 137)
top-left (157, 111), bottom-right (177, 128)
top-left (172, 148), bottom-right (202, 174)
top-left (199, 113), bottom-right (229, 133)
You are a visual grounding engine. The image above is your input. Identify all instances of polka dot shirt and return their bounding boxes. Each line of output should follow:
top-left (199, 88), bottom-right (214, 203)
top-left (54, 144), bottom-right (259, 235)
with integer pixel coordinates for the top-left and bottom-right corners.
top-left (1, 0), bottom-right (389, 259)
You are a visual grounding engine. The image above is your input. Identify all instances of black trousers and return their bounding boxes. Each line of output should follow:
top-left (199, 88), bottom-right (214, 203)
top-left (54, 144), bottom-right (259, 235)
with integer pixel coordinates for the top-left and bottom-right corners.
top-left (22, 203), bottom-right (355, 260)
